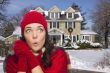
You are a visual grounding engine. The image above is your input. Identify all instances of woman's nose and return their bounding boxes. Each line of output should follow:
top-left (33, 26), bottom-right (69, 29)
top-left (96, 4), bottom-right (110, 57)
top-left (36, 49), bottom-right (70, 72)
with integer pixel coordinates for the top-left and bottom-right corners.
top-left (32, 31), bottom-right (38, 39)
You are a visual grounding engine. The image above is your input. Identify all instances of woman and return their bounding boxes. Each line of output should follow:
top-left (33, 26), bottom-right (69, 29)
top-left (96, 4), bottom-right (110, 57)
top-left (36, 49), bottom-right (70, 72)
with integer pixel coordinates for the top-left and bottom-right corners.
top-left (5, 11), bottom-right (69, 73)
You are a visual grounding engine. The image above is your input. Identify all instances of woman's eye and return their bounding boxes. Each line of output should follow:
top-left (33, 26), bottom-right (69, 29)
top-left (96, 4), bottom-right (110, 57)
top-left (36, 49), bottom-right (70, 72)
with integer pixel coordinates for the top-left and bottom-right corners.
top-left (38, 28), bottom-right (43, 32)
top-left (25, 29), bottom-right (31, 33)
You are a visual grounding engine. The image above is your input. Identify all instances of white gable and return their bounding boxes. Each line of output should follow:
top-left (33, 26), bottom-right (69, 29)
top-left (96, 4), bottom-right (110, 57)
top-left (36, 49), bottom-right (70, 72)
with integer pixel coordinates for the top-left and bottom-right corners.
top-left (35, 7), bottom-right (44, 13)
top-left (49, 6), bottom-right (61, 12)
top-left (66, 7), bottom-right (75, 12)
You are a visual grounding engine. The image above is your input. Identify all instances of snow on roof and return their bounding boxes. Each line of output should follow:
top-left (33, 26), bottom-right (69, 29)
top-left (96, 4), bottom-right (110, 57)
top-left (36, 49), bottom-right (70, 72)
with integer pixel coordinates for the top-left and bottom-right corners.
top-left (61, 11), bottom-right (65, 14)
top-left (81, 30), bottom-right (97, 35)
top-left (0, 36), bottom-right (5, 41)
top-left (75, 12), bottom-right (83, 21)
top-left (12, 26), bottom-right (21, 36)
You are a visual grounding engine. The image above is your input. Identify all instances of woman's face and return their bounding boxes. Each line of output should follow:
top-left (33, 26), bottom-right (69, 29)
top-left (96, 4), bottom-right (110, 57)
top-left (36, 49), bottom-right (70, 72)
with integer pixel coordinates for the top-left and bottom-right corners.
top-left (24, 23), bottom-right (46, 53)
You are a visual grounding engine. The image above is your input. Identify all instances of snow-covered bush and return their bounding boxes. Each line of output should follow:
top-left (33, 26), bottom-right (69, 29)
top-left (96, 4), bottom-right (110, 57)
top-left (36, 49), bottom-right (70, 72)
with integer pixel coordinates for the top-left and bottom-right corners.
top-left (76, 40), bottom-right (102, 49)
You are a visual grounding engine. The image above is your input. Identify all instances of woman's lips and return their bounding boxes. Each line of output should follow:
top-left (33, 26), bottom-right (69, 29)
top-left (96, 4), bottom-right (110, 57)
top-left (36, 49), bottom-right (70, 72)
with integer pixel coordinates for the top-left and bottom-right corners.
top-left (33, 42), bottom-right (38, 46)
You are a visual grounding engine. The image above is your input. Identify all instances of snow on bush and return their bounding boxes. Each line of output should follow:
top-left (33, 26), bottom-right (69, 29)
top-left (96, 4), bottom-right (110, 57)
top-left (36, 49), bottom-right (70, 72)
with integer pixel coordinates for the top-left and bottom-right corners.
top-left (76, 40), bottom-right (102, 49)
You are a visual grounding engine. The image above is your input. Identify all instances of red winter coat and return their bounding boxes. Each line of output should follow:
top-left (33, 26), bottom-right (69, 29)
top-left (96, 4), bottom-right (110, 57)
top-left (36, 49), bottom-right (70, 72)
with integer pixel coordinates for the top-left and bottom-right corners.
top-left (6, 48), bottom-right (69, 73)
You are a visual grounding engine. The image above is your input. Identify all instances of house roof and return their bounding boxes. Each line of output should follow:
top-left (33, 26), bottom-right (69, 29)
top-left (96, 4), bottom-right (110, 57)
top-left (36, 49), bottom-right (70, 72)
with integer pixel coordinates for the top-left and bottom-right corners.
top-left (12, 26), bottom-right (21, 36)
top-left (46, 10), bottom-right (83, 21)
top-left (65, 7), bottom-right (76, 13)
top-left (48, 6), bottom-right (61, 12)
top-left (80, 30), bottom-right (97, 35)
top-left (0, 36), bottom-right (5, 41)
top-left (48, 28), bottom-right (64, 35)
top-left (75, 12), bottom-right (83, 21)
top-left (35, 7), bottom-right (45, 13)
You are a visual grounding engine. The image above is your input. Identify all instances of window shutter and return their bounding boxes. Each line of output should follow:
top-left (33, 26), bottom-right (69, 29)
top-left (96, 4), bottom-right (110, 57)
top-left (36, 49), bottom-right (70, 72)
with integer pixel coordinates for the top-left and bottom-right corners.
top-left (74, 22), bottom-right (75, 28)
top-left (65, 22), bottom-right (67, 29)
top-left (57, 22), bottom-right (59, 28)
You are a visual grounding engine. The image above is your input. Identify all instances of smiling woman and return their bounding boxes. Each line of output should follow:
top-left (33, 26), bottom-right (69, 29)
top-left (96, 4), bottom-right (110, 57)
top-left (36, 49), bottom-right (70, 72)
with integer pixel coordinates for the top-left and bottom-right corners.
top-left (4, 10), bottom-right (70, 73)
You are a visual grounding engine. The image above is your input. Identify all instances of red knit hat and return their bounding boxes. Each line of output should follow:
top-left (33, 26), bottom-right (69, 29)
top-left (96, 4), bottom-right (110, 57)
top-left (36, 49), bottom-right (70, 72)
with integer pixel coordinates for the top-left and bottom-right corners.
top-left (20, 10), bottom-right (48, 34)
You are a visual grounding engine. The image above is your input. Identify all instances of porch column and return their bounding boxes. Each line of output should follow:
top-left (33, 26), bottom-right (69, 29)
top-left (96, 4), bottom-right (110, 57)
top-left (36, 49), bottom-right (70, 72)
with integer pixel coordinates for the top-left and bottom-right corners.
top-left (61, 34), bottom-right (63, 46)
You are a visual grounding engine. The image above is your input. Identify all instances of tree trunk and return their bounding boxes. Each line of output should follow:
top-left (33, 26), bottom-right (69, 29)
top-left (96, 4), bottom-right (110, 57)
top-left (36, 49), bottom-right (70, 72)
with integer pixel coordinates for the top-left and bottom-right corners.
top-left (104, 22), bottom-right (109, 48)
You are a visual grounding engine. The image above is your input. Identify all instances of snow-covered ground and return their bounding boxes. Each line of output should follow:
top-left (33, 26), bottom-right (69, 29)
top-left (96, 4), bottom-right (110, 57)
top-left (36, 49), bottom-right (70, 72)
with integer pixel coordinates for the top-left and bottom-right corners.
top-left (66, 49), bottom-right (110, 73)
top-left (0, 57), bottom-right (5, 73)
top-left (0, 49), bottom-right (110, 73)
top-left (0, 63), bottom-right (3, 73)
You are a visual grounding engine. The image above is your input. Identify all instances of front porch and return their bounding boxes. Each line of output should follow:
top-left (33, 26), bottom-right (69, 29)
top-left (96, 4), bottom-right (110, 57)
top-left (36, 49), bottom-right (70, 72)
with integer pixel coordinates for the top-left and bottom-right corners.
top-left (48, 28), bottom-right (64, 46)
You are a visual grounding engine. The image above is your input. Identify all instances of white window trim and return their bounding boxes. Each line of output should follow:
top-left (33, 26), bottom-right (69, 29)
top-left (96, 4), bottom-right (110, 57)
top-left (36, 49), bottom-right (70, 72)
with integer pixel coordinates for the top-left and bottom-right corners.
top-left (67, 22), bottom-right (74, 28)
top-left (51, 22), bottom-right (59, 28)
top-left (67, 13), bottom-right (74, 19)
top-left (50, 13), bottom-right (60, 19)
top-left (82, 35), bottom-right (91, 41)
top-left (50, 13), bottom-right (51, 19)
top-left (58, 13), bottom-right (60, 19)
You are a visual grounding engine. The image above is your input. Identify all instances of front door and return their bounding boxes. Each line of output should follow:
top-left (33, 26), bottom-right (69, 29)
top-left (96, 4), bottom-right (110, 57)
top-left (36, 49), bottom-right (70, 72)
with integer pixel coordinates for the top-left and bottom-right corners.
top-left (50, 35), bottom-right (61, 46)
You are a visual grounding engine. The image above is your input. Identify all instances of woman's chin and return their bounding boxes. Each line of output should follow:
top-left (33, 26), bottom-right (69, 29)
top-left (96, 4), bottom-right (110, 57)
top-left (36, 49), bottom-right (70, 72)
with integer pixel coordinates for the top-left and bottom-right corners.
top-left (31, 48), bottom-right (42, 53)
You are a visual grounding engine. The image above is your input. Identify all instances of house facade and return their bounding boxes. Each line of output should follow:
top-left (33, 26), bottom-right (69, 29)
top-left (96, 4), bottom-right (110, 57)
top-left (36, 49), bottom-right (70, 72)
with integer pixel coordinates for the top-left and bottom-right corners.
top-left (5, 6), bottom-right (97, 47)
top-left (35, 6), bottom-right (97, 46)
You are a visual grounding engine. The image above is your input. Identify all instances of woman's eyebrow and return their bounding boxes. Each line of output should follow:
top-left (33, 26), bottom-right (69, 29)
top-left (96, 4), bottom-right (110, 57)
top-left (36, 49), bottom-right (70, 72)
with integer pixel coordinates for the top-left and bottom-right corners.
top-left (25, 27), bottom-right (32, 29)
top-left (38, 26), bottom-right (43, 28)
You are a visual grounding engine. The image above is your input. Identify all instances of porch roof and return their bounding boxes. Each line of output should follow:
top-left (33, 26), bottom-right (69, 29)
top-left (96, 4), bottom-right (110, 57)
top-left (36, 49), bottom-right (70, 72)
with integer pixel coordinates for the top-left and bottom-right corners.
top-left (48, 28), bottom-right (64, 35)
top-left (81, 30), bottom-right (97, 35)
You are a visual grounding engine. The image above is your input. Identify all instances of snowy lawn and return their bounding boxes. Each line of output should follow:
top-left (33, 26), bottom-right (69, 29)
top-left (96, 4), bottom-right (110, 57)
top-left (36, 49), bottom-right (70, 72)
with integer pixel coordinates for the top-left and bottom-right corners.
top-left (0, 56), bottom-right (5, 73)
top-left (66, 49), bottom-right (110, 73)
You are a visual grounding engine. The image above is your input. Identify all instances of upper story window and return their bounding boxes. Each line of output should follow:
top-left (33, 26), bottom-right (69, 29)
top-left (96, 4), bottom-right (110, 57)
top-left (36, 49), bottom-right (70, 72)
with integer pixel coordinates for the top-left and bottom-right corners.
top-left (50, 12), bottom-right (60, 19)
top-left (51, 13), bottom-right (54, 18)
top-left (67, 12), bottom-right (74, 19)
top-left (50, 22), bottom-right (59, 29)
top-left (55, 13), bottom-right (59, 19)
top-left (68, 13), bottom-right (72, 18)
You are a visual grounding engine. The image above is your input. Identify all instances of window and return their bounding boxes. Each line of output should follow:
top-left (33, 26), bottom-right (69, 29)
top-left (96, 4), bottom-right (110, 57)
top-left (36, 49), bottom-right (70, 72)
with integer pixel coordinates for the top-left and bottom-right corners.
top-left (55, 13), bottom-right (59, 19)
top-left (66, 22), bottom-right (74, 29)
top-left (68, 13), bottom-right (72, 18)
top-left (50, 12), bottom-right (59, 19)
top-left (68, 22), bottom-right (72, 28)
top-left (74, 14), bottom-right (79, 19)
top-left (50, 22), bottom-right (59, 28)
top-left (53, 22), bottom-right (57, 28)
top-left (85, 36), bottom-right (90, 41)
top-left (51, 13), bottom-right (54, 18)
top-left (50, 22), bottom-right (52, 28)
top-left (65, 22), bottom-right (73, 29)
top-left (73, 36), bottom-right (76, 42)
top-left (57, 22), bottom-right (59, 28)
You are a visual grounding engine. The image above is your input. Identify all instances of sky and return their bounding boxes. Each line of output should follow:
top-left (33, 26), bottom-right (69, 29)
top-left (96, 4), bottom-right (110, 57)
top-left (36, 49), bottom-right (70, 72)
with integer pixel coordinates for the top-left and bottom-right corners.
top-left (6, 0), bottom-right (99, 28)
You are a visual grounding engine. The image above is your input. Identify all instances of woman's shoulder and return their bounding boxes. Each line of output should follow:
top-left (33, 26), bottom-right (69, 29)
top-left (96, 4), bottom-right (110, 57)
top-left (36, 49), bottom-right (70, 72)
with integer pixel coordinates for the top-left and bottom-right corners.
top-left (51, 47), bottom-right (67, 57)
top-left (5, 54), bottom-right (18, 63)
top-left (50, 47), bottom-right (68, 64)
